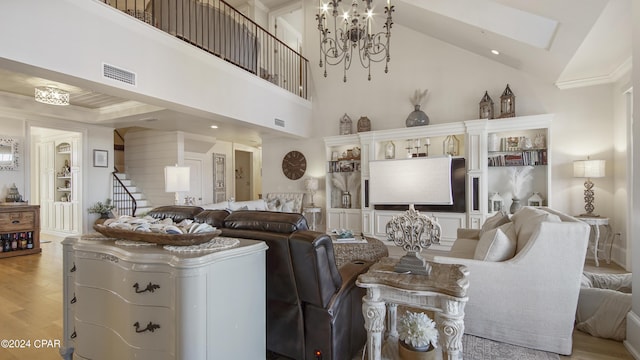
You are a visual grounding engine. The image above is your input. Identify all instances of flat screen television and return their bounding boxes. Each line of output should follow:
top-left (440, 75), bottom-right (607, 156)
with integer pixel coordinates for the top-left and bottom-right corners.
top-left (370, 157), bottom-right (466, 213)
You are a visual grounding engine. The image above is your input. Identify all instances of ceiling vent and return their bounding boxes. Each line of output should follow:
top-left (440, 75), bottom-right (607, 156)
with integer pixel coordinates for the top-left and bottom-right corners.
top-left (102, 63), bottom-right (136, 86)
top-left (274, 118), bottom-right (285, 127)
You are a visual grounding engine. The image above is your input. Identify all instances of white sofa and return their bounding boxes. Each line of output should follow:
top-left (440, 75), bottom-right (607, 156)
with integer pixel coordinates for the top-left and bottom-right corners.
top-left (423, 207), bottom-right (590, 355)
top-left (201, 193), bottom-right (304, 213)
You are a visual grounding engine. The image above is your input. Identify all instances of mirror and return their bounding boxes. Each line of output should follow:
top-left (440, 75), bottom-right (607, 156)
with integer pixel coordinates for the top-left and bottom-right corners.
top-left (0, 137), bottom-right (19, 170)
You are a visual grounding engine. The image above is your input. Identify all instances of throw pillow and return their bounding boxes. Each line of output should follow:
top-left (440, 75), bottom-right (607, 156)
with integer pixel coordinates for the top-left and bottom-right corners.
top-left (266, 199), bottom-right (282, 212)
top-left (474, 222), bottom-right (517, 261)
top-left (479, 210), bottom-right (510, 237)
top-left (511, 207), bottom-right (562, 252)
top-left (281, 199), bottom-right (295, 213)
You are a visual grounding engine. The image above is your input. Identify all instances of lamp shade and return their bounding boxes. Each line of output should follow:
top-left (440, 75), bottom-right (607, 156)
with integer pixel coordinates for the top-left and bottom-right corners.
top-left (304, 178), bottom-right (319, 191)
top-left (164, 165), bottom-right (190, 192)
top-left (573, 159), bottom-right (605, 178)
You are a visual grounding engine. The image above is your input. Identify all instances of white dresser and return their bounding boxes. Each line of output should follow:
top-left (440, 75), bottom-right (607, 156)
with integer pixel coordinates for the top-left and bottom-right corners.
top-left (60, 234), bottom-right (267, 360)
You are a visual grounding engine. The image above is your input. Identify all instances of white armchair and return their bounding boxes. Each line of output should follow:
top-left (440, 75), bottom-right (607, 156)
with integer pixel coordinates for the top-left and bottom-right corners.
top-left (424, 207), bottom-right (590, 355)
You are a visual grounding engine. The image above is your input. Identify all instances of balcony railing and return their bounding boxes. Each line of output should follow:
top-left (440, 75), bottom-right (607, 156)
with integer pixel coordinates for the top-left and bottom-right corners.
top-left (102, 0), bottom-right (308, 99)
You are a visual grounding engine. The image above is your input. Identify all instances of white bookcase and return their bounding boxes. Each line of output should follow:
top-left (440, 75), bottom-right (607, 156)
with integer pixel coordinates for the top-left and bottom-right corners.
top-left (324, 114), bottom-right (553, 251)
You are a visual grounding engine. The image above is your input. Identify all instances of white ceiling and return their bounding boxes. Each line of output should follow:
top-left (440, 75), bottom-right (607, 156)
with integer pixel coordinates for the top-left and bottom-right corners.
top-left (0, 0), bottom-right (631, 143)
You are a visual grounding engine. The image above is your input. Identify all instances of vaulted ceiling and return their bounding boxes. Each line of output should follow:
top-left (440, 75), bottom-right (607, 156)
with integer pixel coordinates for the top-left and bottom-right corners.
top-left (0, 0), bottom-right (632, 143)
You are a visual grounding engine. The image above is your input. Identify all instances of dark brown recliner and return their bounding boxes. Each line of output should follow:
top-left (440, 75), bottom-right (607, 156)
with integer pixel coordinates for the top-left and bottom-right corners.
top-left (144, 207), bottom-right (371, 359)
top-left (221, 211), bottom-right (372, 360)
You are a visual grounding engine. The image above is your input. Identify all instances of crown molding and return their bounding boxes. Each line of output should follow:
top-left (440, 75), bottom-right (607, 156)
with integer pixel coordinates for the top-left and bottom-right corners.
top-left (555, 57), bottom-right (632, 90)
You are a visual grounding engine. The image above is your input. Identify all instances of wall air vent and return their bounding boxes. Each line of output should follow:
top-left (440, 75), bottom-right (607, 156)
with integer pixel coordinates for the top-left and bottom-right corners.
top-left (102, 63), bottom-right (136, 86)
top-left (274, 118), bottom-right (285, 127)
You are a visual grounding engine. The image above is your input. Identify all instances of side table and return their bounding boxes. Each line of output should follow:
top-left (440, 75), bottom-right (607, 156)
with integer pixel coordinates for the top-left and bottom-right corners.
top-left (577, 216), bottom-right (612, 266)
top-left (303, 206), bottom-right (322, 231)
top-left (356, 257), bottom-right (469, 360)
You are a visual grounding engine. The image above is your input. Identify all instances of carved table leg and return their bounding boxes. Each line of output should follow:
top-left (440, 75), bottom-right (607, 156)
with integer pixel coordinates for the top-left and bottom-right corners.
top-left (387, 303), bottom-right (398, 338)
top-left (436, 299), bottom-right (466, 360)
top-left (363, 292), bottom-right (386, 360)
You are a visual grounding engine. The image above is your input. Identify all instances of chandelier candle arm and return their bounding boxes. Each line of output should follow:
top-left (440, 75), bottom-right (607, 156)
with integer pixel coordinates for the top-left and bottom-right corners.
top-left (317, 0), bottom-right (393, 82)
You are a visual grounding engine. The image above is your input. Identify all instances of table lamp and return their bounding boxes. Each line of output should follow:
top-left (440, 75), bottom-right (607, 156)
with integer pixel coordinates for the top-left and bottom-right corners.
top-left (165, 165), bottom-right (190, 205)
top-left (304, 177), bottom-right (319, 206)
top-left (573, 158), bottom-right (605, 217)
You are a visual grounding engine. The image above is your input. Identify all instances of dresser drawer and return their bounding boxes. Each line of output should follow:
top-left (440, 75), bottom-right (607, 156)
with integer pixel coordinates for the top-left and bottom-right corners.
top-left (74, 320), bottom-right (174, 360)
top-left (74, 257), bottom-right (174, 307)
top-left (0, 210), bottom-right (35, 231)
top-left (75, 286), bottom-right (174, 352)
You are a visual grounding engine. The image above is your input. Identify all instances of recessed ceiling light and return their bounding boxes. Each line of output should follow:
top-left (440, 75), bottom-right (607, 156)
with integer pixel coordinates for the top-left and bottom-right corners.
top-left (210, 125), bottom-right (218, 129)
top-left (491, 49), bottom-right (500, 55)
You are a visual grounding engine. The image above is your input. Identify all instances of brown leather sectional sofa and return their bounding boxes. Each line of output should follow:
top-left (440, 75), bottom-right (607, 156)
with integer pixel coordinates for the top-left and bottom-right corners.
top-left (147, 206), bottom-right (372, 360)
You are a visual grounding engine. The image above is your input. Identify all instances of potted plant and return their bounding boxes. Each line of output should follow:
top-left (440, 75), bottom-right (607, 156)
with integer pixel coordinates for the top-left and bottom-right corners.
top-left (397, 310), bottom-right (439, 360)
top-left (88, 199), bottom-right (116, 220)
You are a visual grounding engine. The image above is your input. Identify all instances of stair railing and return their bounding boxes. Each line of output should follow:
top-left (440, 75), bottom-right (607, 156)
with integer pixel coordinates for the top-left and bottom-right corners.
top-left (112, 171), bottom-right (138, 216)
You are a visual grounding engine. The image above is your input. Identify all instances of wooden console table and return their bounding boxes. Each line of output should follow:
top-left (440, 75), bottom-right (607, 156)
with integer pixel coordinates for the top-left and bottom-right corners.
top-left (356, 257), bottom-right (469, 360)
top-left (0, 204), bottom-right (41, 258)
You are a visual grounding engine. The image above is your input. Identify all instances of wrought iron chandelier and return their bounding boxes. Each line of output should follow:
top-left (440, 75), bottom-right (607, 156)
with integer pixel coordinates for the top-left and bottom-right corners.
top-left (316, 0), bottom-right (394, 82)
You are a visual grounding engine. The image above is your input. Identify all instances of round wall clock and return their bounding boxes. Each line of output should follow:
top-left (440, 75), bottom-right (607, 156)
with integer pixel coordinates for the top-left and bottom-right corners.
top-left (282, 150), bottom-right (307, 180)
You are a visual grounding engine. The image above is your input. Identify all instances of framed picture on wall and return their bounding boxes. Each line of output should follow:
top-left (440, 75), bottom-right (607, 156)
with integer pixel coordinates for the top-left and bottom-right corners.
top-left (93, 149), bottom-right (108, 167)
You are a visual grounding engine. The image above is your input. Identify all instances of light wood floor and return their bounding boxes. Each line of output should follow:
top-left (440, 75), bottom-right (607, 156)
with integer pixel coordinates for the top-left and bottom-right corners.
top-left (0, 237), bottom-right (634, 360)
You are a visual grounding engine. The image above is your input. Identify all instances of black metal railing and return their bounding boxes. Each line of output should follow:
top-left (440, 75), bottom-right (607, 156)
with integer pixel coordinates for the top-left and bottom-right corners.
top-left (102, 0), bottom-right (308, 99)
top-left (112, 172), bottom-right (138, 216)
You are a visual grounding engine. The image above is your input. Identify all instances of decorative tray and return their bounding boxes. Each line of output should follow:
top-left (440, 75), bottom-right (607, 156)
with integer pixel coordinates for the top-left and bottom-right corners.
top-left (92, 224), bottom-right (222, 246)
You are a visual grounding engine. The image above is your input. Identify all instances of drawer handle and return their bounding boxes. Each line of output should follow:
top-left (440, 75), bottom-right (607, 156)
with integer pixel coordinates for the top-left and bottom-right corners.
top-left (70, 294), bottom-right (77, 304)
top-left (11, 220), bottom-right (19, 224)
top-left (133, 321), bottom-right (161, 333)
top-left (70, 330), bottom-right (77, 339)
top-left (133, 282), bottom-right (161, 294)
top-left (70, 263), bottom-right (76, 272)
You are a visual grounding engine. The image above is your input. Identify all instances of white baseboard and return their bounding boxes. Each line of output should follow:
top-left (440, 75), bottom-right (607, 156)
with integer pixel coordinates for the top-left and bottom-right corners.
top-left (625, 311), bottom-right (640, 359)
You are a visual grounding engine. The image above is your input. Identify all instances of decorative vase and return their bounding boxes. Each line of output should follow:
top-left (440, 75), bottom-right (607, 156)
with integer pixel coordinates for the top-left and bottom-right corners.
top-left (398, 340), bottom-right (436, 360)
top-left (510, 197), bottom-right (522, 214)
top-left (342, 191), bottom-right (352, 209)
top-left (406, 105), bottom-right (429, 127)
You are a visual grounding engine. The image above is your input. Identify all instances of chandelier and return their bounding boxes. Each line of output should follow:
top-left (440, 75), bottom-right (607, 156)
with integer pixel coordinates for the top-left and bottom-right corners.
top-left (34, 86), bottom-right (70, 106)
top-left (316, 0), bottom-right (394, 82)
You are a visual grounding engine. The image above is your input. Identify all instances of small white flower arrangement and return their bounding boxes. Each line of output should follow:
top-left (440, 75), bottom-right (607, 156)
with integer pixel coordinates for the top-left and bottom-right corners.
top-left (398, 311), bottom-right (439, 351)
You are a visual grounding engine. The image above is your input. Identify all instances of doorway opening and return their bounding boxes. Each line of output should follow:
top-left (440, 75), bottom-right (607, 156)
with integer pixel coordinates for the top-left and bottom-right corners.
top-left (234, 150), bottom-right (252, 201)
top-left (30, 126), bottom-right (83, 239)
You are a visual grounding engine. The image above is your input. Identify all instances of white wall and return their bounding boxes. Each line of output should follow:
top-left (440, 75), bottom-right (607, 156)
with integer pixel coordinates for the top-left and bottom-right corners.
top-left (0, 117), bottom-right (25, 201)
top-left (124, 130), bottom-right (180, 206)
top-left (263, 4), bottom-right (623, 260)
top-left (626, 0), bottom-right (640, 356)
top-left (0, 0), bottom-right (312, 138)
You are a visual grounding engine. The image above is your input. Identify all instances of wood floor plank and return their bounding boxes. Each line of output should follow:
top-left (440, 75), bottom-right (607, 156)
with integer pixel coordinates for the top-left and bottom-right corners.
top-left (0, 236), bottom-right (633, 360)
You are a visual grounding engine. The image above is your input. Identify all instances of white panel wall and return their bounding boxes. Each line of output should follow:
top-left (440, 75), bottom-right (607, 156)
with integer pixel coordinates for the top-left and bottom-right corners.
top-left (125, 130), bottom-right (180, 206)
